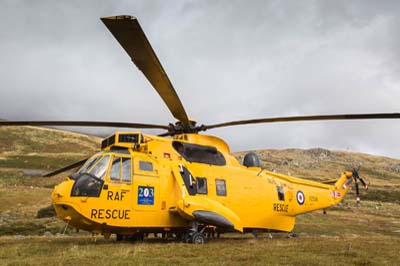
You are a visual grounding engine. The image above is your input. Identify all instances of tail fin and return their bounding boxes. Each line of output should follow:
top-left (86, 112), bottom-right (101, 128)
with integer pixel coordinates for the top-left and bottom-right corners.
top-left (331, 172), bottom-right (354, 204)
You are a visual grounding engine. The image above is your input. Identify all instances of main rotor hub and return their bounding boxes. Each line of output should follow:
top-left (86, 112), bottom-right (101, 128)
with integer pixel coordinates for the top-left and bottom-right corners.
top-left (166, 119), bottom-right (207, 135)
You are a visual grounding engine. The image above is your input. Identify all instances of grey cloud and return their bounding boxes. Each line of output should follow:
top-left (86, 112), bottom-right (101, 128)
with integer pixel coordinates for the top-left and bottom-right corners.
top-left (1, 0), bottom-right (400, 158)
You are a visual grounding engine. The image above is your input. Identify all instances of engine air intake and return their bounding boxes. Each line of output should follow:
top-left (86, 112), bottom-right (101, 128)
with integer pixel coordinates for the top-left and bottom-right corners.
top-left (101, 132), bottom-right (143, 150)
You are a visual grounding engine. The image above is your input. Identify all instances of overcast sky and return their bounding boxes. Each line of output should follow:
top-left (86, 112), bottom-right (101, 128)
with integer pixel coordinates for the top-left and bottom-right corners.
top-left (1, 0), bottom-right (400, 159)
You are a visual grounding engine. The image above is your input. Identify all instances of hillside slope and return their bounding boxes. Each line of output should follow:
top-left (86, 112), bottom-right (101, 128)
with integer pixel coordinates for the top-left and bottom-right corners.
top-left (0, 126), bottom-right (101, 235)
top-left (0, 126), bottom-right (100, 170)
top-left (0, 126), bottom-right (399, 238)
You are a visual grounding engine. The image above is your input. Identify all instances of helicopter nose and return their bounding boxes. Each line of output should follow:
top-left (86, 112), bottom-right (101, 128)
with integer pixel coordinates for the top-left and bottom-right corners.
top-left (51, 184), bottom-right (65, 201)
top-left (51, 179), bottom-right (73, 203)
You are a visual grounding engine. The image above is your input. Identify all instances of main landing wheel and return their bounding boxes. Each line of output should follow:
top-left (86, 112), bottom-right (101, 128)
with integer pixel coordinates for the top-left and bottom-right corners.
top-left (190, 232), bottom-right (206, 244)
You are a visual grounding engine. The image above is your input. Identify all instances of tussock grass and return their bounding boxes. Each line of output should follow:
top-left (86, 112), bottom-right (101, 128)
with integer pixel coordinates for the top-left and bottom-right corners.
top-left (0, 234), bottom-right (399, 266)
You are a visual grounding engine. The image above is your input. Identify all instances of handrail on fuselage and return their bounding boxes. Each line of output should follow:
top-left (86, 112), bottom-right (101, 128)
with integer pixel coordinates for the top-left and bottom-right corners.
top-left (264, 170), bottom-right (334, 190)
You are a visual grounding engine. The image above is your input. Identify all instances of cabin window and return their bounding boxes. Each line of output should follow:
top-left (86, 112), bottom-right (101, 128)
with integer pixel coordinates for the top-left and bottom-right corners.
top-left (139, 161), bottom-right (153, 172)
top-left (196, 177), bottom-right (208, 194)
top-left (215, 179), bottom-right (227, 196)
top-left (172, 141), bottom-right (226, 166)
top-left (121, 158), bottom-right (131, 182)
top-left (277, 186), bottom-right (285, 201)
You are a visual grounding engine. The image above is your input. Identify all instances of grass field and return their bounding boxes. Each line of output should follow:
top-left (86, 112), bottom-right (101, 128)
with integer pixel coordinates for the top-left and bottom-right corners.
top-left (0, 127), bottom-right (399, 265)
top-left (0, 236), bottom-right (399, 266)
top-left (1, 204), bottom-right (399, 266)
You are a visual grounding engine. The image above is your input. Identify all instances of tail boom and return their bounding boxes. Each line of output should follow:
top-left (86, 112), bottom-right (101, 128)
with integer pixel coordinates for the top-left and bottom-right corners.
top-left (294, 172), bottom-right (353, 215)
top-left (274, 171), bottom-right (354, 216)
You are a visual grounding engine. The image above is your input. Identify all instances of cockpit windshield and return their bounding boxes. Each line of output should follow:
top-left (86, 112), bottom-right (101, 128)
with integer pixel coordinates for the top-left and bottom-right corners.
top-left (78, 156), bottom-right (101, 174)
top-left (70, 154), bottom-right (113, 197)
top-left (78, 154), bottom-right (111, 179)
top-left (71, 152), bottom-right (133, 197)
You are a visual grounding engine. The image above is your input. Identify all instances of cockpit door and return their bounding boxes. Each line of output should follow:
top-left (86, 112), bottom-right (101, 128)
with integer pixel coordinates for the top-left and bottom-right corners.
top-left (76, 154), bottom-right (134, 226)
top-left (101, 155), bottom-right (134, 215)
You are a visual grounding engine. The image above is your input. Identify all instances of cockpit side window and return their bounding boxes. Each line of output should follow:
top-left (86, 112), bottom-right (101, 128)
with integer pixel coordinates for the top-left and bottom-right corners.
top-left (172, 141), bottom-right (226, 166)
top-left (121, 158), bottom-right (131, 182)
top-left (110, 156), bottom-right (121, 181)
top-left (109, 156), bottom-right (131, 182)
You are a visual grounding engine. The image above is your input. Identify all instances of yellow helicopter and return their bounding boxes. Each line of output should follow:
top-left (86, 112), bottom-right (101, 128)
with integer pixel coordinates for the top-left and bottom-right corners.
top-left (1, 15), bottom-right (400, 244)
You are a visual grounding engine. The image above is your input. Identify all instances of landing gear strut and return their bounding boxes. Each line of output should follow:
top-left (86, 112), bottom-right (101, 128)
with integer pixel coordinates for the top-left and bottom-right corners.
top-left (184, 221), bottom-right (207, 244)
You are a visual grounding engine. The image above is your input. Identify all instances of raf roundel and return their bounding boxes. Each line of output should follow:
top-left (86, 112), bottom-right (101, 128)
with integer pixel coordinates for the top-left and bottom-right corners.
top-left (296, 191), bottom-right (305, 205)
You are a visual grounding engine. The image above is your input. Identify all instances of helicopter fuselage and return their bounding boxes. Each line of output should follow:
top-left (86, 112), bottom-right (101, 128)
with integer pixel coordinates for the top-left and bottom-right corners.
top-left (51, 132), bottom-right (353, 237)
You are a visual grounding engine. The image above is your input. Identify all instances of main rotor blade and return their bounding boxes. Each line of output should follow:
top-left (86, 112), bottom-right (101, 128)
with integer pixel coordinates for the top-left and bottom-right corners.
top-left (101, 15), bottom-right (190, 124)
top-left (0, 121), bottom-right (169, 129)
top-left (42, 157), bottom-right (89, 177)
top-left (205, 113), bottom-right (400, 130)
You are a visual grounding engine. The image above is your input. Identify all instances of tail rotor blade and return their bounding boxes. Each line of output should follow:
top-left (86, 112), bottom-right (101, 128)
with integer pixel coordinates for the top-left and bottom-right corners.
top-left (359, 177), bottom-right (368, 190)
top-left (355, 182), bottom-right (360, 204)
top-left (352, 168), bottom-right (359, 179)
top-left (355, 182), bottom-right (360, 197)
